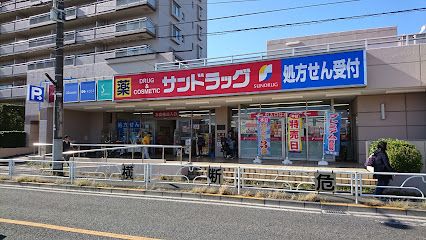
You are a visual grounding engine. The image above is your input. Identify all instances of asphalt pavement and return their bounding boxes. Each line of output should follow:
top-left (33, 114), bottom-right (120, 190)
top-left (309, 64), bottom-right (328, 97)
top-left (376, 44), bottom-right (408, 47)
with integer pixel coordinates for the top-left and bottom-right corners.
top-left (0, 185), bottom-right (425, 240)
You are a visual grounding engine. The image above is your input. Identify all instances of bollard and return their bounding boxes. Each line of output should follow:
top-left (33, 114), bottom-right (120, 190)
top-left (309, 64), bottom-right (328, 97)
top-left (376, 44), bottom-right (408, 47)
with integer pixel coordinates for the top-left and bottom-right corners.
top-left (69, 161), bottom-right (75, 184)
top-left (355, 172), bottom-right (359, 204)
top-left (8, 159), bottom-right (14, 178)
top-left (237, 167), bottom-right (241, 195)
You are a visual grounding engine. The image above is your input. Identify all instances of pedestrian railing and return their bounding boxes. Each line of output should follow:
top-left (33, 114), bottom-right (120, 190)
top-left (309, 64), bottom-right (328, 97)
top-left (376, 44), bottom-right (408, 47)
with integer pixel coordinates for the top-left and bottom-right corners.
top-left (1, 159), bottom-right (425, 204)
top-left (32, 142), bottom-right (187, 163)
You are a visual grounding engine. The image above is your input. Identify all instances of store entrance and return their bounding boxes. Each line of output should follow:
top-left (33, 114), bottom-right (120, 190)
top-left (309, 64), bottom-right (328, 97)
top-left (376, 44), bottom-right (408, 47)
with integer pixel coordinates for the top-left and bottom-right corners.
top-left (238, 100), bottom-right (354, 162)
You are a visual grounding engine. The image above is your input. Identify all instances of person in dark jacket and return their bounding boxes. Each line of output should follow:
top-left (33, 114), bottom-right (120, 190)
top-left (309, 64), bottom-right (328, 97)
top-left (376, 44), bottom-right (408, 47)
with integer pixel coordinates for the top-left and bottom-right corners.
top-left (63, 135), bottom-right (72, 162)
top-left (373, 141), bottom-right (394, 196)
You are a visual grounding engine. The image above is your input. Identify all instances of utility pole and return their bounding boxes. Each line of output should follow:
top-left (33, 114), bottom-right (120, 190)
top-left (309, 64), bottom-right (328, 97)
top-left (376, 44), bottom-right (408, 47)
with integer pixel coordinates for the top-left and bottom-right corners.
top-left (49, 0), bottom-right (65, 174)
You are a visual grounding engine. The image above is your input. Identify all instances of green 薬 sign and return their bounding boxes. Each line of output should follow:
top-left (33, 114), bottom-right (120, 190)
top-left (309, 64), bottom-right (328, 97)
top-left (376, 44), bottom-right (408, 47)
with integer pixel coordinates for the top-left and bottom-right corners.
top-left (97, 79), bottom-right (113, 101)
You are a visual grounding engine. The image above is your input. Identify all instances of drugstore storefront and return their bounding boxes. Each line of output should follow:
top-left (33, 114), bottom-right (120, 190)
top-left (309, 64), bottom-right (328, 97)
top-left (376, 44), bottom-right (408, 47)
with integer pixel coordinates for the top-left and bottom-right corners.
top-left (110, 49), bottom-right (365, 162)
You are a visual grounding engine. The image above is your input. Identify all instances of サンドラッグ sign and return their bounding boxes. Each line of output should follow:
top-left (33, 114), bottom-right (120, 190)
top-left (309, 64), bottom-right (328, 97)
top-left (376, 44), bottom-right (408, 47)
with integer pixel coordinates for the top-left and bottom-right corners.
top-left (114, 50), bottom-right (366, 101)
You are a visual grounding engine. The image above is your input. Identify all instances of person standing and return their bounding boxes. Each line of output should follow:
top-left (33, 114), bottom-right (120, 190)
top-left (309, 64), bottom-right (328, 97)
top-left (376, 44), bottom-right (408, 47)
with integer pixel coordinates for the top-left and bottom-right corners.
top-left (197, 134), bottom-right (205, 157)
top-left (372, 141), bottom-right (394, 197)
top-left (142, 132), bottom-right (151, 159)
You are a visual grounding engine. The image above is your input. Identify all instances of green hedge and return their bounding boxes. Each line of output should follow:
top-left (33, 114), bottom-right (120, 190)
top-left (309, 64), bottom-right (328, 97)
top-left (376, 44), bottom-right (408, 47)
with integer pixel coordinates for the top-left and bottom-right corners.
top-left (369, 138), bottom-right (423, 173)
top-left (0, 131), bottom-right (26, 148)
top-left (0, 104), bottom-right (24, 131)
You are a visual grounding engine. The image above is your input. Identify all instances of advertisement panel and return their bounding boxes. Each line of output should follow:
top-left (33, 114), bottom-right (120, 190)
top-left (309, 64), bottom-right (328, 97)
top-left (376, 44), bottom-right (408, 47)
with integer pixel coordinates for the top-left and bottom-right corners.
top-left (97, 79), bottom-right (113, 101)
top-left (114, 50), bottom-right (366, 101)
top-left (80, 81), bottom-right (96, 102)
top-left (323, 112), bottom-right (341, 156)
top-left (288, 114), bottom-right (302, 152)
top-left (257, 116), bottom-right (271, 156)
top-left (63, 82), bottom-right (79, 103)
top-left (282, 50), bottom-right (366, 90)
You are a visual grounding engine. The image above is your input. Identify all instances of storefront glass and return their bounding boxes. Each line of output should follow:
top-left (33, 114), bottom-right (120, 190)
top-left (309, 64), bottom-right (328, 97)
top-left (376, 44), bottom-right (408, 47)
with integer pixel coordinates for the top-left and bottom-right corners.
top-left (238, 100), bottom-right (353, 162)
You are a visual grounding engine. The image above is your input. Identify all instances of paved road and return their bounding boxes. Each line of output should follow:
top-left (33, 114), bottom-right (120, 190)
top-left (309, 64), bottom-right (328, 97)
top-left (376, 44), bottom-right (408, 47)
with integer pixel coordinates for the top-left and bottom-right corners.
top-left (0, 185), bottom-right (425, 240)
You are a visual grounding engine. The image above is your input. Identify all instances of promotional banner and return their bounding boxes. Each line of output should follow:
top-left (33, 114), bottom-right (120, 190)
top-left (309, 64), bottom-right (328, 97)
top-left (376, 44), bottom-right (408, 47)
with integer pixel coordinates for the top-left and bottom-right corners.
top-left (97, 79), bottom-right (113, 101)
top-left (129, 121), bottom-right (141, 144)
top-left (117, 120), bottom-right (129, 143)
top-left (282, 50), bottom-right (366, 90)
top-left (80, 81), bottom-right (96, 102)
top-left (63, 82), bottom-right (79, 103)
top-left (257, 116), bottom-right (271, 156)
top-left (323, 112), bottom-right (341, 156)
top-left (288, 114), bottom-right (302, 152)
top-left (114, 50), bottom-right (366, 101)
top-left (48, 84), bottom-right (55, 103)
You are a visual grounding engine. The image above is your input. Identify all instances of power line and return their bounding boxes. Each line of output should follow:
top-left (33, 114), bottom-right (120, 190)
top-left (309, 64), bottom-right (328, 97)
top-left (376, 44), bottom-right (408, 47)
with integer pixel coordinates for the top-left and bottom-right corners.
top-left (160, 0), bottom-right (361, 28)
top-left (29, 0), bottom-right (363, 41)
top-left (47, 6), bottom-right (426, 52)
top-left (169, 7), bottom-right (426, 38)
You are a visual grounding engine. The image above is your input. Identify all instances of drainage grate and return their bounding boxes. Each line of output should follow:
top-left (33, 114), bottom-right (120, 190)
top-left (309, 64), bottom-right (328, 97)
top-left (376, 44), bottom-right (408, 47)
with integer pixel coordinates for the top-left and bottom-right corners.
top-left (321, 205), bottom-right (349, 215)
top-left (321, 209), bottom-right (348, 215)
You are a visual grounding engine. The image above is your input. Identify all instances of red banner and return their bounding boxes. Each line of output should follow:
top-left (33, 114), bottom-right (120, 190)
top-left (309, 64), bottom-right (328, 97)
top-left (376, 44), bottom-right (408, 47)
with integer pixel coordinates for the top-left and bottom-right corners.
top-left (114, 60), bottom-right (282, 100)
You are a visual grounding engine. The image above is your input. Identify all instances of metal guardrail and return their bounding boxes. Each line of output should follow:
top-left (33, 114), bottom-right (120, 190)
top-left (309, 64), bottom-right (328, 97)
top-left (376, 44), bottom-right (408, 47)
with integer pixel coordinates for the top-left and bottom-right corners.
top-left (33, 142), bottom-right (187, 163)
top-left (155, 34), bottom-right (426, 71)
top-left (1, 159), bottom-right (425, 204)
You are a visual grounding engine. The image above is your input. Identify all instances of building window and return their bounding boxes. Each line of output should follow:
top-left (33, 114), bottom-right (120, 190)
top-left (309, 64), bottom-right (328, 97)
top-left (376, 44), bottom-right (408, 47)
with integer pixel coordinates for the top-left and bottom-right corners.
top-left (171, 1), bottom-right (182, 20)
top-left (197, 25), bottom-right (203, 40)
top-left (171, 24), bottom-right (183, 43)
top-left (197, 5), bottom-right (203, 20)
top-left (197, 45), bottom-right (203, 59)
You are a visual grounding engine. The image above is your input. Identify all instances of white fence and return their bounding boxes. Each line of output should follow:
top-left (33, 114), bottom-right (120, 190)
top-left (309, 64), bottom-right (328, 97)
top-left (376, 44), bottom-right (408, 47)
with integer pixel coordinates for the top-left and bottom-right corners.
top-left (1, 159), bottom-right (425, 204)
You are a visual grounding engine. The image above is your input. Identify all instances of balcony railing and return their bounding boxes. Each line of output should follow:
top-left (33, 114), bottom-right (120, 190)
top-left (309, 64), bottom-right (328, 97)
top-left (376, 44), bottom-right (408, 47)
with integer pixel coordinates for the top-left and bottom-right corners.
top-left (1, 0), bottom-right (156, 34)
top-left (155, 33), bottom-right (426, 71)
top-left (0, 17), bottom-right (154, 57)
top-left (0, 85), bottom-right (27, 100)
top-left (0, 31), bottom-right (75, 57)
top-left (114, 45), bottom-right (154, 58)
top-left (0, 44), bottom-right (154, 78)
top-left (0, 0), bottom-right (51, 14)
top-left (0, 63), bottom-right (27, 78)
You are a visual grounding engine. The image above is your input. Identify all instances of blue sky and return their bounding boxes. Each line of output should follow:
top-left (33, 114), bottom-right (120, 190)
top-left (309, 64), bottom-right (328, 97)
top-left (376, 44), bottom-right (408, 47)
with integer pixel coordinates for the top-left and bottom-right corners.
top-left (207, 0), bottom-right (426, 58)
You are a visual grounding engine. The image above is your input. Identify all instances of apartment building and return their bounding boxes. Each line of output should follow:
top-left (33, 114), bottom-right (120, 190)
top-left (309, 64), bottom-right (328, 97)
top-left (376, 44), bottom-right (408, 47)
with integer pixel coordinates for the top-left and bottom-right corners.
top-left (0, 0), bottom-right (207, 144)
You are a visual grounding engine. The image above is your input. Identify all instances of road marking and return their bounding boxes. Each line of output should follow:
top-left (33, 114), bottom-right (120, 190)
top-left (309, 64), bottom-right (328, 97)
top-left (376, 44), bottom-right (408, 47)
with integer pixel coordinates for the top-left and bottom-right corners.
top-left (0, 217), bottom-right (159, 240)
top-left (1, 184), bottom-right (426, 223)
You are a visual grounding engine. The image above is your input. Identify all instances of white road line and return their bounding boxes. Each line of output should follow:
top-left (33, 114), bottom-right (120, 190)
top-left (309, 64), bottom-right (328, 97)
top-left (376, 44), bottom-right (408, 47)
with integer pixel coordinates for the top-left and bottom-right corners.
top-left (1, 184), bottom-right (425, 224)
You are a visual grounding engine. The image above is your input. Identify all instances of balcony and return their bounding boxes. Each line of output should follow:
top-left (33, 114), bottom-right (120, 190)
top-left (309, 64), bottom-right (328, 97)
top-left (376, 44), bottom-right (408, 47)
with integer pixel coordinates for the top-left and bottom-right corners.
top-left (0, 0), bottom-right (51, 14)
top-left (0, 63), bottom-right (27, 78)
top-left (0, 31), bottom-right (75, 57)
top-left (114, 45), bottom-right (155, 58)
top-left (23, 44), bottom-right (154, 71)
top-left (0, 17), bottom-right (154, 58)
top-left (75, 17), bottom-right (156, 42)
top-left (1, 0), bottom-right (156, 35)
top-left (0, 85), bottom-right (27, 100)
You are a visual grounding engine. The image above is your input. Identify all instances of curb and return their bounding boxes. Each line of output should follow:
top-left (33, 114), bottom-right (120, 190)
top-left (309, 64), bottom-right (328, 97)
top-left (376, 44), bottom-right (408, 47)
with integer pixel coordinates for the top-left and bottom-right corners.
top-left (2, 181), bottom-right (425, 218)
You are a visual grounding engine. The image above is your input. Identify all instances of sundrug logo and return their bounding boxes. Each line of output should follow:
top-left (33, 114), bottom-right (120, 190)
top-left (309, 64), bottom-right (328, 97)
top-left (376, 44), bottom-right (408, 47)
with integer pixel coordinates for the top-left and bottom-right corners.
top-left (259, 64), bottom-right (273, 82)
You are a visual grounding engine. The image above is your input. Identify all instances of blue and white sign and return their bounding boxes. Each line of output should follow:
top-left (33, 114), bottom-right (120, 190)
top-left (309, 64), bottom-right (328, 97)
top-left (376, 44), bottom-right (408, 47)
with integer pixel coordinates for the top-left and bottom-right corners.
top-left (64, 82), bottom-right (79, 103)
top-left (27, 85), bottom-right (45, 102)
top-left (282, 50), bottom-right (366, 91)
top-left (80, 81), bottom-right (96, 102)
top-left (323, 112), bottom-right (341, 156)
